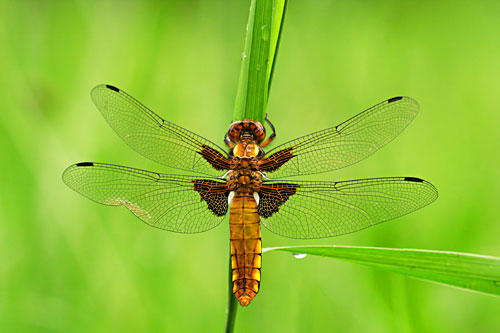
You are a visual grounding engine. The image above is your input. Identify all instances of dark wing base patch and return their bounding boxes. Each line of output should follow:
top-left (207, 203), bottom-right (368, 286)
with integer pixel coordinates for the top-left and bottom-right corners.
top-left (199, 144), bottom-right (231, 171)
top-left (258, 183), bottom-right (300, 218)
top-left (192, 179), bottom-right (229, 216)
top-left (258, 147), bottom-right (294, 173)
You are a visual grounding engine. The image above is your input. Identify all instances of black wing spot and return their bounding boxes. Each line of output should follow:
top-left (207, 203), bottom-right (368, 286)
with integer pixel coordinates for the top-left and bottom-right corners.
top-left (191, 179), bottom-right (229, 217)
top-left (76, 162), bottom-right (94, 167)
top-left (105, 85), bottom-right (120, 92)
top-left (404, 177), bottom-right (424, 183)
top-left (259, 183), bottom-right (300, 218)
top-left (260, 147), bottom-right (294, 173)
top-left (199, 144), bottom-right (231, 171)
top-left (388, 96), bottom-right (403, 103)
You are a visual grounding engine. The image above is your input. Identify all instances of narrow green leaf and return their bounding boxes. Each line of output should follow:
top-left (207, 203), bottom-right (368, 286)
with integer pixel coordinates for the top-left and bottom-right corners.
top-left (244, 0), bottom-right (272, 123)
top-left (264, 246), bottom-right (500, 297)
top-left (267, 0), bottom-right (287, 94)
top-left (225, 256), bottom-right (238, 333)
top-left (233, 0), bottom-right (256, 122)
top-left (233, 0), bottom-right (287, 123)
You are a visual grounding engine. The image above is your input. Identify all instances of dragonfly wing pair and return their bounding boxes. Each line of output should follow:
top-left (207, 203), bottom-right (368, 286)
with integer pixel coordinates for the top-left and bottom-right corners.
top-left (63, 85), bottom-right (437, 239)
top-left (63, 164), bottom-right (437, 238)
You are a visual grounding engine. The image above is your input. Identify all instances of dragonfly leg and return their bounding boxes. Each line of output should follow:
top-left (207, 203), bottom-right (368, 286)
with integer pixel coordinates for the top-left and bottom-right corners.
top-left (260, 113), bottom-right (276, 148)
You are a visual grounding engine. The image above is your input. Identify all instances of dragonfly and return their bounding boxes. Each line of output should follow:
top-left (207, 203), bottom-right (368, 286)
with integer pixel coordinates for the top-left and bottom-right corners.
top-left (63, 85), bottom-right (438, 306)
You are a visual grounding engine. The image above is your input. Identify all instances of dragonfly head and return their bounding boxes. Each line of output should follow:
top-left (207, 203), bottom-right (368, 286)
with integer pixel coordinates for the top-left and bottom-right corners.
top-left (227, 119), bottom-right (266, 144)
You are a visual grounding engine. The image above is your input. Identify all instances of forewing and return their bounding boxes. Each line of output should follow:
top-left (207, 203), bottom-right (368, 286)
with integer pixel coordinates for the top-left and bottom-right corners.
top-left (258, 177), bottom-right (437, 239)
top-left (259, 97), bottom-right (419, 178)
top-left (91, 85), bottom-right (231, 176)
top-left (62, 162), bottom-right (228, 233)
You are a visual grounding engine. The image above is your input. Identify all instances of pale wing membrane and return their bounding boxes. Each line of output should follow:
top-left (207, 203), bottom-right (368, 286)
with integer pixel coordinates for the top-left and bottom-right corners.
top-left (262, 97), bottom-right (419, 178)
top-left (62, 162), bottom-right (228, 233)
top-left (259, 177), bottom-right (437, 239)
top-left (91, 85), bottom-right (230, 177)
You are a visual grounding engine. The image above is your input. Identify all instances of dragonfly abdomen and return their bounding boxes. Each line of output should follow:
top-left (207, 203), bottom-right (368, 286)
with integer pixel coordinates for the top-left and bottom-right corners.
top-left (229, 193), bottom-right (262, 306)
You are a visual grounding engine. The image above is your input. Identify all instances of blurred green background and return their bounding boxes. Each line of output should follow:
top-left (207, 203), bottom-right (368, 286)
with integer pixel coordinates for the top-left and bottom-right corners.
top-left (1, 0), bottom-right (499, 332)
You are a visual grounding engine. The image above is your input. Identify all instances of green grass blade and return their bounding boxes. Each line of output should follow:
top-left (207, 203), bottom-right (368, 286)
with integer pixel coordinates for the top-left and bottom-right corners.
top-left (267, 0), bottom-right (287, 94)
top-left (233, 0), bottom-right (272, 123)
top-left (224, 256), bottom-right (238, 333)
top-left (233, 0), bottom-right (287, 123)
top-left (233, 0), bottom-right (256, 122)
top-left (263, 246), bottom-right (500, 297)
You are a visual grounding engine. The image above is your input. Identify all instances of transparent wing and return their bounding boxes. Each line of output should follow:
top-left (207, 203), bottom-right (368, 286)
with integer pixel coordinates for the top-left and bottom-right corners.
top-left (91, 85), bottom-right (231, 176)
top-left (258, 177), bottom-right (437, 239)
top-left (259, 97), bottom-right (419, 178)
top-left (62, 162), bottom-right (228, 233)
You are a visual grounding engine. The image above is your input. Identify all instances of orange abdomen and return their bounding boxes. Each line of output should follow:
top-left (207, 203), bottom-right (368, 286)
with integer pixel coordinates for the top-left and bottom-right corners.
top-left (229, 194), bottom-right (262, 306)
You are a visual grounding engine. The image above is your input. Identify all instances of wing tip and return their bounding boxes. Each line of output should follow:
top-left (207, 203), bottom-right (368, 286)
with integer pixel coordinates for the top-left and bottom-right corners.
top-left (387, 96), bottom-right (420, 109)
top-left (76, 162), bottom-right (94, 167)
top-left (403, 176), bottom-right (424, 183)
top-left (105, 84), bottom-right (120, 92)
top-left (62, 162), bottom-right (95, 187)
top-left (388, 96), bottom-right (403, 103)
top-left (404, 177), bottom-right (439, 202)
top-left (90, 84), bottom-right (120, 97)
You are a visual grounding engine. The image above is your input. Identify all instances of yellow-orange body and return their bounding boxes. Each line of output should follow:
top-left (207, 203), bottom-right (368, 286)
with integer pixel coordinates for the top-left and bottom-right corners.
top-left (226, 119), bottom-right (269, 306)
top-left (229, 192), bottom-right (262, 306)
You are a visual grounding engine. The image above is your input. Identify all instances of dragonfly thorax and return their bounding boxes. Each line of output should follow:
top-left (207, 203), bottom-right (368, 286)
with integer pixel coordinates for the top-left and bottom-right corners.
top-left (233, 142), bottom-right (262, 158)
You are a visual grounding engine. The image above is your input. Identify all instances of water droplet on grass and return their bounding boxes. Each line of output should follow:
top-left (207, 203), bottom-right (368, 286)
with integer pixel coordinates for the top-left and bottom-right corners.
top-left (241, 52), bottom-right (247, 60)
top-left (261, 25), bottom-right (269, 41)
top-left (292, 253), bottom-right (307, 259)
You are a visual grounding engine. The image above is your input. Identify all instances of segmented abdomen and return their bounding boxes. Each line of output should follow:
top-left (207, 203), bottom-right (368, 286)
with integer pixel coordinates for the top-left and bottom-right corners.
top-left (229, 193), bottom-right (262, 306)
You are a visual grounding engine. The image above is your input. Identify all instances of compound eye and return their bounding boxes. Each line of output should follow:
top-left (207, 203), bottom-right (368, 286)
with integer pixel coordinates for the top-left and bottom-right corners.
top-left (228, 125), bottom-right (242, 142)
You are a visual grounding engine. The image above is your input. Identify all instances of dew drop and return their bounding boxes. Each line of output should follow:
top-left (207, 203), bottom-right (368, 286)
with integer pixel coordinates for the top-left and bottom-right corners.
top-left (292, 253), bottom-right (307, 259)
top-left (495, 281), bottom-right (500, 286)
top-left (261, 25), bottom-right (269, 41)
top-left (241, 52), bottom-right (247, 60)
top-left (256, 64), bottom-right (261, 71)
